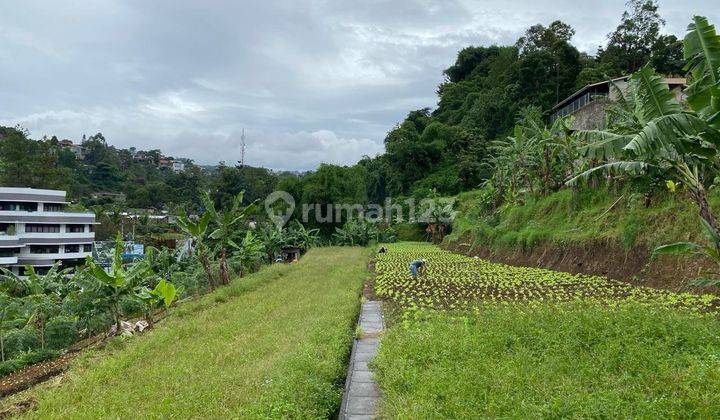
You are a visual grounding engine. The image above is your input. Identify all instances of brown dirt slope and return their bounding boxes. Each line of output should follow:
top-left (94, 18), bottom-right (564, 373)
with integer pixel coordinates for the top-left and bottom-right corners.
top-left (444, 234), bottom-right (718, 294)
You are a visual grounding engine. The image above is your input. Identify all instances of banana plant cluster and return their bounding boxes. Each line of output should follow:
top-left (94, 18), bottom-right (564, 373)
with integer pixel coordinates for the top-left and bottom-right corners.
top-left (569, 16), bottom-right (720, 240)
top-left (491, 107), bottom-right (575, 201)
top-left (84, 234), bottom-right (177, 331)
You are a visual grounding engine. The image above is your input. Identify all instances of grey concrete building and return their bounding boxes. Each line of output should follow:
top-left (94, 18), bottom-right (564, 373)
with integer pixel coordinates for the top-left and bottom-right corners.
top-left (0, 187), bottom-right (96, 275)
top-left (550, 76), bottom-right (687, 130)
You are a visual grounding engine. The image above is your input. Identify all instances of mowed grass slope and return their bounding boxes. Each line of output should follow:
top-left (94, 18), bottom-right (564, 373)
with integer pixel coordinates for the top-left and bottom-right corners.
top-left (15, 247), bottom-right (367, 419)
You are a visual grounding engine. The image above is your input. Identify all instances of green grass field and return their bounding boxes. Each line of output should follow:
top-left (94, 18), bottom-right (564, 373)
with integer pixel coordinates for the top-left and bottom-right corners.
top-left (8, 247), bottom-right (367, 418)
top-left (373, 243), bottom-right (720, 417)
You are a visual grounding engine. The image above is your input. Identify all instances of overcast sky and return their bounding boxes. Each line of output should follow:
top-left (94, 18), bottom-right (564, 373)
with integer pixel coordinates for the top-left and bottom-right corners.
top-left (1, 1), bottom-right (718, 170)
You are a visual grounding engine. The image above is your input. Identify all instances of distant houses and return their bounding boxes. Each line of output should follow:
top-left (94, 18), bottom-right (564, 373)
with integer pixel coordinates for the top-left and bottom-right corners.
top-left (550, 76), bottom-right (686, 130)
top-left (131, 151), bottom-right (186, 172)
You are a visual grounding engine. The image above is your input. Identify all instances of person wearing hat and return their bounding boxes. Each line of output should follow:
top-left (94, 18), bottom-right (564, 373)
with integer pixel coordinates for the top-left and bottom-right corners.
top-left (409, 258), bottom-right (426, 279)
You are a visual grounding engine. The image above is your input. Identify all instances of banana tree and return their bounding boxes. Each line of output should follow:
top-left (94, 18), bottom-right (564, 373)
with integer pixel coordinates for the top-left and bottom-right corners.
top-left (175, 209), bottom-right (215, 290)
top-left (201, 191), bottom-right (257, 286)
top-left (230, 231), bottom-right (265, 277)
top-left (569, 16), bottom-right (720, 242)
top-left (135, 278), bottom-right (177, 328)
top-left (491, 124), bottom-right (538, 196)
top-left (0, 263), bottom-right (70, 350)
top-left (260, 225), bottom-right (286, 263)
top-left (85, 234), bottom-right (151, 332)
top-left (286, 220), bottom-right (320, 250)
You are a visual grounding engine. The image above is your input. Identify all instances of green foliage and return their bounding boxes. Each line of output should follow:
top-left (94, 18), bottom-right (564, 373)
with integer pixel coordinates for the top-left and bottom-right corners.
top-left (374, 303), bottom-right (720, 418)
top-left (332, 219), bottom-right (395, 247)
top-left (45, 316), bottom-right (77, 350)
top-left (84, 234), bottom-right (154, 330)
top-left (1, 328), bottom-right (40, 361)
top-left (0, 349), bottom-right (60, 376)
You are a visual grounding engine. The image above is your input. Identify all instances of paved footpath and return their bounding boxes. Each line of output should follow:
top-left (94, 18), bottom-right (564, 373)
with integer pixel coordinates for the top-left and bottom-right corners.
top-left (338, 300), bottom-right (385, 419)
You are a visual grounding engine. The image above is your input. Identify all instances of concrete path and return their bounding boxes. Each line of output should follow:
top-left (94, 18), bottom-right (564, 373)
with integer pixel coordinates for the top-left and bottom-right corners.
top-left (338, 301), bottom-right (384, 419)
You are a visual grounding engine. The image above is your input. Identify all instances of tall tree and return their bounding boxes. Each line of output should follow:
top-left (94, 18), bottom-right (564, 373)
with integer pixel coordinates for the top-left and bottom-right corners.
top-left (599, 0), bottom-right (665, 73)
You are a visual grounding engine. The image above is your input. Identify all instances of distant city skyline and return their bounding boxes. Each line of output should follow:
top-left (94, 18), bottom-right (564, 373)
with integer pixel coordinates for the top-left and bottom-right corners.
top-left (1, 0), bottom-right (718, 170)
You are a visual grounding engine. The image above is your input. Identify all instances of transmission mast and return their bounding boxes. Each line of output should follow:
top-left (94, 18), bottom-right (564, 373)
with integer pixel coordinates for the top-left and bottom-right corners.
top-left (240, 128), bottom-right (246, 167)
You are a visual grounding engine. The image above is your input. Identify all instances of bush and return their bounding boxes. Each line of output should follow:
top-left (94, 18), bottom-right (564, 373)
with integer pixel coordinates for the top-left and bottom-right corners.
top-left (45, 316), bottom-right (77, 350)
top-left (395, 223), bottom-right (426, 241)
top-left (2, 327), bottom-right (40, 360)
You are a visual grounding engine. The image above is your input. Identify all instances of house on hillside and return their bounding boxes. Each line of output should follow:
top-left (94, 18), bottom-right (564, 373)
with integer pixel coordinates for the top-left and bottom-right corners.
top-left (550, 76), bottom-right (686, 130)
top-left (172, 160), bottom-right (185, 173)
top-left (58, 139), bottom-right (85, 159)
top-left (158, 156), bottom-right (172, 169)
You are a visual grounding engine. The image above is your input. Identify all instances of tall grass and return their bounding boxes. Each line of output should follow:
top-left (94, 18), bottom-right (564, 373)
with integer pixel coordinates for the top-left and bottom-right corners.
top-left (449, 187), bottom-right (720, 251)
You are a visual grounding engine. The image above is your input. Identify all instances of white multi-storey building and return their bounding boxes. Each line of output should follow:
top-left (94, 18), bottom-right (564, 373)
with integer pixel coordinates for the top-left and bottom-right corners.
top-left (0, 187), bottom-right (96, 275)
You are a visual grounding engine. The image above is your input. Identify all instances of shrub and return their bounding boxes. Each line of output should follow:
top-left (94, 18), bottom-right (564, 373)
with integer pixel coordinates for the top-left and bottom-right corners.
top-left (45, 316), bottom-right (77, 350)
top-left (2, 327), bottom-right (40, 360)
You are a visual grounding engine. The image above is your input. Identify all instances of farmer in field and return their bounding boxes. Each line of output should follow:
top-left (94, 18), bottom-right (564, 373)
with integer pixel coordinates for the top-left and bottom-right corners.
top-left (409, 258), bottom-right (426, 279)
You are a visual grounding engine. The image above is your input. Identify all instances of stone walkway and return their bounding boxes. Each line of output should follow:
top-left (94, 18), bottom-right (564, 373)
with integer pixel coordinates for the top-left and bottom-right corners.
top-left (338, 301), bottom-right (384, 419)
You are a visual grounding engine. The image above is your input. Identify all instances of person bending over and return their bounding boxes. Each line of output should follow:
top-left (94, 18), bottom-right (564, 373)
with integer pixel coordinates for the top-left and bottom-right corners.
top-left (409, 258), bottom-right (426, 279)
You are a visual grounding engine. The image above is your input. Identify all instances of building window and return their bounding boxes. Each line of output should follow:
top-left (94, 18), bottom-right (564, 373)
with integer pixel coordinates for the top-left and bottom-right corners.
top-left (0, 248), bottom-right (19, 257)
top-left (25, 224), bottom-right (61, 233)
top-left (67, 224), bottom-right (85, 233)
top-left (83, 244), bottom-right (92, 252)
top-left (65, 244), bottom-right (80, 253)
top-left (0, 202), bottom-right (38, 212)
top-left (44, 203), bottom-right (63, 212)
top-left (30, 245), bottom-right (59, 254)
top-left (0, 223), bottom-right (15, 235)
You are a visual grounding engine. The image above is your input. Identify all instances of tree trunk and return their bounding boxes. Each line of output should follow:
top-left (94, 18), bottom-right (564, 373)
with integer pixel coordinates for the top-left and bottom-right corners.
top-left (113, 303), bottom-right (122, 333)
top-left (145, 310), bottom-right (155, 329)
top-left (1, 333), bottom-right (5, 362)
top-left (198, 248), bottom-right (216, 290)
top-left (693, 185), bottom-right (720, 244)
top-left (219, 248), bottom-right (229, 285)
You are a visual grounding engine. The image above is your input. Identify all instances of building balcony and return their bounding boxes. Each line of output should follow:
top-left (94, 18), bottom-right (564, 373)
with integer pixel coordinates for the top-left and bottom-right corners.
top-left (17, 252), bottom-right (92, 266)
top-left (0, 187), bottom-right (67, 204)
top-left (0, 256), bottom-right (18, 265)
top-left (0, 211), bottom-right (97, 224)
top-left (0, 234), bottom-right (21, 247)
top-left (19, 232), bottom-right (95, 244)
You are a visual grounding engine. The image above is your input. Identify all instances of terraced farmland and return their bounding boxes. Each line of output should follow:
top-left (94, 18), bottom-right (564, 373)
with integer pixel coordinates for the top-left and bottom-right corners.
top-left (373, 243), bottom-right (720, 417)
top-left (375, 242), bottom-right (720, 312)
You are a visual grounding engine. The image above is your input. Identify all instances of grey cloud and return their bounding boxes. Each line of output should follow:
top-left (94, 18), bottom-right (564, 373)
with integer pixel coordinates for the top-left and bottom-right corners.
top-left (1, 0), bottom-right (719, 170)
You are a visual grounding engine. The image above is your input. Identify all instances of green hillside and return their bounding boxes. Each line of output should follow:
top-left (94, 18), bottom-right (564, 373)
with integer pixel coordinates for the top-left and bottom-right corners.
top-left (3, 247), bottom-right (367, 418)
